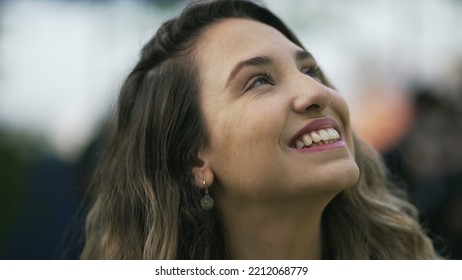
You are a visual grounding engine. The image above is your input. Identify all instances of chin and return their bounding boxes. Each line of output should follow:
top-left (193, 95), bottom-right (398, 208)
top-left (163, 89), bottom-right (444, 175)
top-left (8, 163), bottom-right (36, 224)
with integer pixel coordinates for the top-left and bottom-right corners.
top-left (306, 160), bottom-right (360, 194)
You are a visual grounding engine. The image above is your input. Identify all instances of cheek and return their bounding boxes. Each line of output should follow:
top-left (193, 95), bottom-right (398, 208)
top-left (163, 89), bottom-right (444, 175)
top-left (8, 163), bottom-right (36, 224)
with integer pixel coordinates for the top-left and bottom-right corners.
top-left (211, 103), bottom-right (279, 158)
top-left (328, 91), bottom-right (356, 153)
top-left (206, 100), bottom-right (284, 186)
top-left (331, 92), bottom-right (352, 126)
top-left (213, 95), bottom-right (280, 139)
top-left (331, 92), bottom-right (352, 127)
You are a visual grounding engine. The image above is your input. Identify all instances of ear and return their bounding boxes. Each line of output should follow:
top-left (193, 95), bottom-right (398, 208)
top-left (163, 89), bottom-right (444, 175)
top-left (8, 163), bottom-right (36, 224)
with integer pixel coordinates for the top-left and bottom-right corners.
top-left (191, 148), bottom-right (214, 189)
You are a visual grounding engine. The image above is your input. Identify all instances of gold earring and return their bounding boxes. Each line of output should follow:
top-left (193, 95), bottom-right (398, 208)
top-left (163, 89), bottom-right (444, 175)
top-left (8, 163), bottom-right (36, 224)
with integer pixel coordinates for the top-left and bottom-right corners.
top-left (200, 179), bottom-right (214, 210)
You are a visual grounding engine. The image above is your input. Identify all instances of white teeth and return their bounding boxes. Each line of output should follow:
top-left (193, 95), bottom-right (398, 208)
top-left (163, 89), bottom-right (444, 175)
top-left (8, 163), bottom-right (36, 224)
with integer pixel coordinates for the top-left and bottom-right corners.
top-left (319, 129), bottom-right (330, 140)
top-left (302, 134), bottom-right (313, 146)
top-left (328, 128), bottom-right (340, 139)
top-left (295, 139), bottom-right (304, 149)
top-left (326, 128), bottom-right (337, 139)
top-left (310, 131), bottom-right (322, 143)
top-left (293, 128), bottom-right (341, 149)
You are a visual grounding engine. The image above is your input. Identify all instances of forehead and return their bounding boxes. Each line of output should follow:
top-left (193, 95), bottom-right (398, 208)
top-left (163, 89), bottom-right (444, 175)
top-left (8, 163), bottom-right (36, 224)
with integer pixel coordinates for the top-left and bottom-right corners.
top-left (194, 18), bottom-right (302, 71)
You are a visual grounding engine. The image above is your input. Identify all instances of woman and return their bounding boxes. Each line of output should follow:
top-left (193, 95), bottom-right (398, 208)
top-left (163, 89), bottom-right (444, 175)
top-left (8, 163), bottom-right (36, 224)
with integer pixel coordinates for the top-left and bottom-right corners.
top-left (81, 0), bottom-right (439, 259)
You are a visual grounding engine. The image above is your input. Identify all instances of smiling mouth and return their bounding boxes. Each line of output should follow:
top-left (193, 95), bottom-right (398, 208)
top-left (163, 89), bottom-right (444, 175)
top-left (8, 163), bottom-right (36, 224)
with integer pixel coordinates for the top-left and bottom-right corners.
top-left (291, 128), bottom-right (341, 149)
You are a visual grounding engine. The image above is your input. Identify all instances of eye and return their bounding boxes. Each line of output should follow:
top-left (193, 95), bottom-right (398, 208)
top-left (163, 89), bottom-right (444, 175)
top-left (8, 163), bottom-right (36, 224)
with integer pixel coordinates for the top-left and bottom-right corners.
top-left (245, 72), bottom-right (275, 91)
top-left (303, 65), bottom-right (323, 81)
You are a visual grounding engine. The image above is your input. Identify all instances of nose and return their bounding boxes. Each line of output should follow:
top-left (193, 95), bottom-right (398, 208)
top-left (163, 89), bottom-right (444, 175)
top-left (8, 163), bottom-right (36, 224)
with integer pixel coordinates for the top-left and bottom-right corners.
top-left (291, 74), bottom-right (332, 114)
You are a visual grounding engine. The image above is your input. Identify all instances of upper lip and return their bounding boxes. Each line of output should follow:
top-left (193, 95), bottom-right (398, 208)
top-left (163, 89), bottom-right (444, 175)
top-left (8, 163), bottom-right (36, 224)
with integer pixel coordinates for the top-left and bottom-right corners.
top-left (288, 117), bottom-right (341, 147)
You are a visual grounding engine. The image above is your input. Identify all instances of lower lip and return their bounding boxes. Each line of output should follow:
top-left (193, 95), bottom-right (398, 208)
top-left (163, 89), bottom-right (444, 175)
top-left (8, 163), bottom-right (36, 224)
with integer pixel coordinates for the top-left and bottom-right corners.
top-left (292, 140), bottom-right (347, 153)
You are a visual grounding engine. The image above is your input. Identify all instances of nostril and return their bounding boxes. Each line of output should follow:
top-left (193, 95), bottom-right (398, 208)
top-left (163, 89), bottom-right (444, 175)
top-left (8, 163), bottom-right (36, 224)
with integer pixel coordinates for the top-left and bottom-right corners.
top-left (306, 104), bottom-right (320, 111)
top-left (293, 88), bottom-right (331, 113)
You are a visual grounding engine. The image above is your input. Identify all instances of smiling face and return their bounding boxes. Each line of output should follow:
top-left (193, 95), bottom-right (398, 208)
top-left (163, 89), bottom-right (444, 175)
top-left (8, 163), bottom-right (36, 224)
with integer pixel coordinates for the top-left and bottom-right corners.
top-left (194, 18), bottom-right (359, 207)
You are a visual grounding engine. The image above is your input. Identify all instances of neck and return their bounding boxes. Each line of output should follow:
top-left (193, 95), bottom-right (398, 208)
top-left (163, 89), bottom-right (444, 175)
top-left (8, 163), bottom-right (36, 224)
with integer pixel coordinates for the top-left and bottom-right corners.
top-left (218, 196), bottom-right (330, 260)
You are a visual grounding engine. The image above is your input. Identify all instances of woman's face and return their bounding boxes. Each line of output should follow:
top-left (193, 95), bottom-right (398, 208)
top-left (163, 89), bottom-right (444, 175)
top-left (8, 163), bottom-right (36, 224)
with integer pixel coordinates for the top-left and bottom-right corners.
top-left (194, 18), bottom-right (359, 206)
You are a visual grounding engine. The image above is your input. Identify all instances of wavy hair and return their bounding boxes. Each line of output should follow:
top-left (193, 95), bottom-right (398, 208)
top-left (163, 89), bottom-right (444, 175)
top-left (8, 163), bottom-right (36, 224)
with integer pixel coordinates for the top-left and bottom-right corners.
top-left (80, 0), bottom-right (439, 259)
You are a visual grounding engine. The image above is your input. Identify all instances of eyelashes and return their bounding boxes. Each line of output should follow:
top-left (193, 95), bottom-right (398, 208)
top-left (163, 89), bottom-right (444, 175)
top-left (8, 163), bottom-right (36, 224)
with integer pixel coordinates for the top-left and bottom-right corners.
top-left (304, 65), bottom-right (323, 80)
top-left (244, 71), bottom-right (275, 92)
top-left (242, 65), bottom-right (323, 93)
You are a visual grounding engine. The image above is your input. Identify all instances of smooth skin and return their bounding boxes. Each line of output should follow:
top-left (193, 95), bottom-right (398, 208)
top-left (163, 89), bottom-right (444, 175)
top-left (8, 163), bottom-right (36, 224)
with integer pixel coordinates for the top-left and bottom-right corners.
top-left (192, 18), bottom-right (360, 259)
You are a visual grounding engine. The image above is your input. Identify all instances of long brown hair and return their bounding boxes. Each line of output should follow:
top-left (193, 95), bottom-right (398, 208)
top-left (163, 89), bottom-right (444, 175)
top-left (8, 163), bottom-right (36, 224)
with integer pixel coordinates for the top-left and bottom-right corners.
top-left (81, 0), bottom-right (439, 259)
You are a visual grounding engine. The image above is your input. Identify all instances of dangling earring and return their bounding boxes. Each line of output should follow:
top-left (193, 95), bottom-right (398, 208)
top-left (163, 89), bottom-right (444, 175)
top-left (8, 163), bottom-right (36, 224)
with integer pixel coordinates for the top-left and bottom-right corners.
top-left (200, 179), bottom-right (214, 210)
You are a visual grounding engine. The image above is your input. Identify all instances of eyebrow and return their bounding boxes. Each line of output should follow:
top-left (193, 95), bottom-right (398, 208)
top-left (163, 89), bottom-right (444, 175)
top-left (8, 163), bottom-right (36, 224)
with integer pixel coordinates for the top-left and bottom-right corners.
top-left (226, 56), bottom-right (272, 87)
top-left (296, 50), bottom-right (314, 61)
top-left (226, 50), bottom-right (314, 87)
